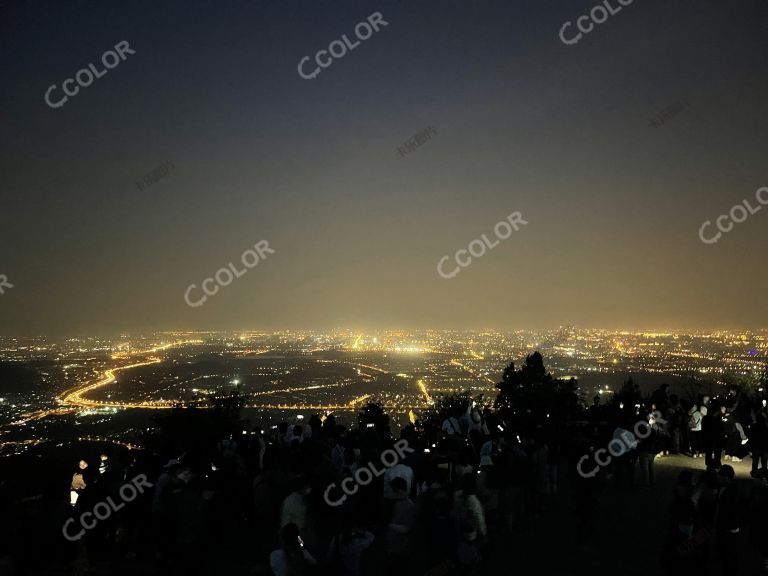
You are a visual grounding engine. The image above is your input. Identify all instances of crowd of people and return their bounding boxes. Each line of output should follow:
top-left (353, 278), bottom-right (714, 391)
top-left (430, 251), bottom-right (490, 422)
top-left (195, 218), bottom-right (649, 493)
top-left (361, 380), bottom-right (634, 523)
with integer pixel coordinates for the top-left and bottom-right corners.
top-left (589, 383), bottom-right (768, 477)
top-left (55, 379), bottom-right (768, 576)
top-left (585, 382), bottom-right (768, 575)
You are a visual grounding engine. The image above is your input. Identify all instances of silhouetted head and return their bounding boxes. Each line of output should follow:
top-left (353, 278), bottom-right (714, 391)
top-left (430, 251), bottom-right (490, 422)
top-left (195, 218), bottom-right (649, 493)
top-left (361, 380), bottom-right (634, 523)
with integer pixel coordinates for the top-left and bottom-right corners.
top-left (391, 476), bottom-right (407, 496)
top-left (718, 465), bottom-right (735, 485)
top-left (290, 475), bottom-right (311, 495)
top-left (280, 523), bottom-right (301, 548)
top-left (461, 472), bottom-right (477, 496)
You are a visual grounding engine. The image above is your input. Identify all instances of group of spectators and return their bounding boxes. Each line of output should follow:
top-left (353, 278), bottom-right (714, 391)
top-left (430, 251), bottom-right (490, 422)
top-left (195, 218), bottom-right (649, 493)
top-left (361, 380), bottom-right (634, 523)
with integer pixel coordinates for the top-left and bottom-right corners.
top-left (61, 405), bottom-right (578, 575)
top-left (584, 383), bottom-right (768, 575)
top-left (57, 380), bottom-right (768, 576)
top-left (588, 383), bottom-right (768, 476)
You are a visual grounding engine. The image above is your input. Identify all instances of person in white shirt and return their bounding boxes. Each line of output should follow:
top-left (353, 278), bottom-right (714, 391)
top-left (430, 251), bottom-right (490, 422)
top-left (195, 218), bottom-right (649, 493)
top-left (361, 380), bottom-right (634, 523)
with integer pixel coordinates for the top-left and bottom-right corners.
top-left (386, 477), bottom-right (416, 562)
top-left (465, 402), bottom-right (489, 437)
top-left (442, 415), bottom-right (463, 436)
top-left (383, 461), bottom-right (414, 500)
top-left (689, 405), bottom-right (704, 458)
top-left (280, 476), bottom-right (311, 533)
top-left (453, 472), bottom-right (487, 540)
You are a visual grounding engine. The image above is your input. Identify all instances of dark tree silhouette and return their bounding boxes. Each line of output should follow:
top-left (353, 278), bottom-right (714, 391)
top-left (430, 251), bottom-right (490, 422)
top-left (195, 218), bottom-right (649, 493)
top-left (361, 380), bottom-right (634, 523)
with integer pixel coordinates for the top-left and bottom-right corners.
top-left (494, 352), bottom-right (581, 428)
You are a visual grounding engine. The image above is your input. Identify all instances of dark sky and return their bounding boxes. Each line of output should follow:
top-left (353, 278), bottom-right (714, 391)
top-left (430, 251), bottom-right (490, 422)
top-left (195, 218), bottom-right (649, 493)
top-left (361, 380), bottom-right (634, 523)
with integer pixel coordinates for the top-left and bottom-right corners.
top-left (1, 0), bottom-right (767, 336)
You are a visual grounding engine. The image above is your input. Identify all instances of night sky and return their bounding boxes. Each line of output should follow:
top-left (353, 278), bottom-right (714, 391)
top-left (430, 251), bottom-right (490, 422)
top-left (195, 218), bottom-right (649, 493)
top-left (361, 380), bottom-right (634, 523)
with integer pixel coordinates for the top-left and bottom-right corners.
top-left (1, 0), bottom-right (767, 336)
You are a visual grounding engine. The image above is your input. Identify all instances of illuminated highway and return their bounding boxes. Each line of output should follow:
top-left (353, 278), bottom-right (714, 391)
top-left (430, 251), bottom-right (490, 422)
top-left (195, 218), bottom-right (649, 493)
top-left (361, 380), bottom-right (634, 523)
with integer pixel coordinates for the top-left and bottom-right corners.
top-left (8, 341), bottom-right (201, 425)
top-left (7, 338), bottom-right (481, 427)
top-left (59, 357), bottom-right (168, 409)
top-left (417, 379), bottom-right (433, 404)
top-left (48, 343), bottom-right (391, 414)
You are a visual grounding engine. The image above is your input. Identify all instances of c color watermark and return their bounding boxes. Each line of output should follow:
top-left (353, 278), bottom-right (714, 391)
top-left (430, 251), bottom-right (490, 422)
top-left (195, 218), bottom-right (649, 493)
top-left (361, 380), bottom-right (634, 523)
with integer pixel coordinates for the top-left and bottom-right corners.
top-left (185, 240), bottom-right (275, 308)
top-left (0, 275), bottom-right (13, 295)
top-left (63, 474), bottom-right (153, 541)
top-left (298, 12), bottom-right (388, 80)
top-left (577, 419), bottom-right (651, 478)
top-left (45, 41), bottom-right (136, 109)
top-left (559, 0), bottom-right (635, 46)
top-left (437, 212), bottom-right (527, 279)
top-left (699, 186), bottom-right (768, 245)
top-left (324, 439), bottom-right (413, 506)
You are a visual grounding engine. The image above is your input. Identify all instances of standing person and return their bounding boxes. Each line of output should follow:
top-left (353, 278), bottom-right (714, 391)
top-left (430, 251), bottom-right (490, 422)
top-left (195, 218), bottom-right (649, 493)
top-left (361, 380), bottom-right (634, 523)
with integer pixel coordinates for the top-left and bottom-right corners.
top-left (702, 402), bottom-right (725, 469)
top-left (749, 411), bottom-right (768, 478)
top-left (466, 402), bottom-right (488, 437)
top-left (382, 441), bottom-right (414, 499)
top-left (612, 419), bottom-right (637, 487)
top-left (253, 456), bottom-right (289, 559)
top-left (570, 438), bottom-right (599, 540)
top-left (442, 411), bottom-right (463, 454)
top-left (385, 477), bottom-right (416, 571)
top-left (714, 466), bottom-right (741, 576)
top-left (689, 405), bottom-right (704, 458)
top-left (722, 411), bottom-right (741, 461)
top-left (442, 411), bottom-right (463, 437)
top-left (325, 519), bottom-right (374, 576)
top-left (452, 448), bottom-right (475, 488)
top-left (173, 468), bottom-right (212, 576)
top-left (636, 421), bottom-right (658, 487)
top-left (453, 473), bottom-right (487, 541)
top-left (667, 395), bottom-right (683, 454)
top-left (453, 473), bottom-right (486, 574)
top-left (152, 459), bottom-right (181, 564)
top-left (731, 417), bottom-right (750, 462)
top-left (70, 459), bottom-right (90, 506)
top-left (668, 471), bottom-right (694, 534)
top-left (500, 435), bottom-right (529, 532)
top-left (98, 450), bottom-right (110, 476)
top-left (747, 480), bottom-right (768, 573)
top-left (650, 403), bottom-right (670, 456)
top-left (280, 476), bottom-right (312, 534)
top-left (663, 471), bottom-right (699, 573)
top-left (651, 384), bottom-right (671, 412)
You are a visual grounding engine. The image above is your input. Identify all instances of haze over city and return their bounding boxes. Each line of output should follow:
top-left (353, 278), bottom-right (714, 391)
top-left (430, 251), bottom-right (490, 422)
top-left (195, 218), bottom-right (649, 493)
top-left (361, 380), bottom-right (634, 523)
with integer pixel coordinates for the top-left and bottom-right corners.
top-left (1, 0), bottom-right (767, 336)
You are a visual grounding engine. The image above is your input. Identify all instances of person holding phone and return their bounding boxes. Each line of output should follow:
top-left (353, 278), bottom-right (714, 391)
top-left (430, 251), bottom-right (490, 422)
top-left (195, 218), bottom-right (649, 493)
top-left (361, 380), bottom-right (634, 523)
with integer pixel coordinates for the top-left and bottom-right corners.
top-left (270, 523), bottom-right (316, 576)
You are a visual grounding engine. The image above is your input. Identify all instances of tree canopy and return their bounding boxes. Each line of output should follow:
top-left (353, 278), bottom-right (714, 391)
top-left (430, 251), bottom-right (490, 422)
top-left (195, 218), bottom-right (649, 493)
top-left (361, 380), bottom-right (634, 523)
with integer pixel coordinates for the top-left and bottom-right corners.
top-left (494, 351), bottom-right (581, 427)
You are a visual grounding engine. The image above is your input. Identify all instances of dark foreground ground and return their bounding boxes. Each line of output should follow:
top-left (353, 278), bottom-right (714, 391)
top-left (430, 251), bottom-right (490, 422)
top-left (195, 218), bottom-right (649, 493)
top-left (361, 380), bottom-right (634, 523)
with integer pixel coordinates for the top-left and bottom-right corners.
top-left (478, 455), bottom-right (762, 576)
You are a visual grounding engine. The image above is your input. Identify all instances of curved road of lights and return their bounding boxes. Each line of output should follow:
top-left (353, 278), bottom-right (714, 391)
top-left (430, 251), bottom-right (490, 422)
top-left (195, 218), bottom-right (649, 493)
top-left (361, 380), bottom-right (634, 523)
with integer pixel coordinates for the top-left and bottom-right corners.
top-left (9, 341), bottom-right (448, 426)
